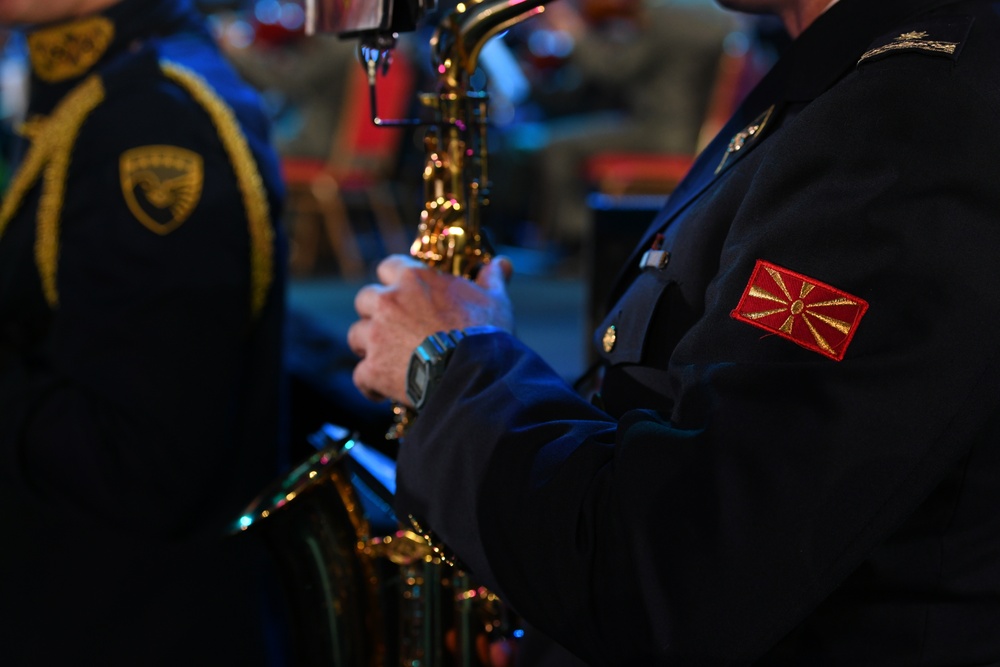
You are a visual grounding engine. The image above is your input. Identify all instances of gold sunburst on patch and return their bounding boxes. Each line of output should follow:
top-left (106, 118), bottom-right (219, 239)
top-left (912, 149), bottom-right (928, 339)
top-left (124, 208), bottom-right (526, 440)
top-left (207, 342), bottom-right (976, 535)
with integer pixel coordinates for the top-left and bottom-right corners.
top-left (27, 16), bottom-right (115, 83)
top-left (120, 145), bottom-right (204, 235)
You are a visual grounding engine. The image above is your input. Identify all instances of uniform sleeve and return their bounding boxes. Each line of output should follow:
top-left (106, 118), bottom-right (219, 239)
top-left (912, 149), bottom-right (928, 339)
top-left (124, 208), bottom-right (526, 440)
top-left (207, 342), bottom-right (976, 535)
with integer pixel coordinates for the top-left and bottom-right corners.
top-left (16, 74), bottom-right (271, 534)
top-left (395, 56), bottom-right (1000, 663)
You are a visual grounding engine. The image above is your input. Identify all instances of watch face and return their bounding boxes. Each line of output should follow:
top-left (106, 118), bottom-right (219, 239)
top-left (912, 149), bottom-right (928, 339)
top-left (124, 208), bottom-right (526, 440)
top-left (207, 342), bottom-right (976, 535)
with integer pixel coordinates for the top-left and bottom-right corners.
top-left (407, 357), bottom-right (431, 407)
top-left (407, 331), bottom-right (462, 410)
top-left (411, 362), bottom-right (429, 391)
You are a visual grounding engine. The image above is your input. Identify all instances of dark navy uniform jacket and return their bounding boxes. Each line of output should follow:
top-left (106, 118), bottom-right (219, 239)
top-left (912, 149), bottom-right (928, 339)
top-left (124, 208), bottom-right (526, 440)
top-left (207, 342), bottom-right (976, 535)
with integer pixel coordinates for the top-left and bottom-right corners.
top-left (0, 0), bottom-right (287, 664)
top-left (396, 0), bottom-right (1000, 664)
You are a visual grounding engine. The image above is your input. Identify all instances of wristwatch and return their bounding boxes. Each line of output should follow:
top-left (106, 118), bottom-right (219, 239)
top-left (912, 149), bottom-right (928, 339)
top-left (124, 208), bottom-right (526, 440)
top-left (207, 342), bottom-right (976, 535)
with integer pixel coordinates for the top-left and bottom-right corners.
top-left (406, 330), bottom-right (466, 411)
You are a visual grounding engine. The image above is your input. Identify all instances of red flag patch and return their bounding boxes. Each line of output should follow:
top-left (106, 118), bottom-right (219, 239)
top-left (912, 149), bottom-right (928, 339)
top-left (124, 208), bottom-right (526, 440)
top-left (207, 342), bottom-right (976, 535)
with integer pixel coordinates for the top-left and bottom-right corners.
top-left (731, 260), bottom-right (869, 361)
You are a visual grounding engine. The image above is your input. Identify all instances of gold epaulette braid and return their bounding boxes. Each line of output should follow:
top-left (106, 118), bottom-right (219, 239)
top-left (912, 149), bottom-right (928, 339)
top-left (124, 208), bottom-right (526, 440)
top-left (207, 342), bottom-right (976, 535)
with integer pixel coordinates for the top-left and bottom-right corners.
top-left (160, 61), bottom-right (274, 319)
top-left (0, 74), bottom-right (105, 307)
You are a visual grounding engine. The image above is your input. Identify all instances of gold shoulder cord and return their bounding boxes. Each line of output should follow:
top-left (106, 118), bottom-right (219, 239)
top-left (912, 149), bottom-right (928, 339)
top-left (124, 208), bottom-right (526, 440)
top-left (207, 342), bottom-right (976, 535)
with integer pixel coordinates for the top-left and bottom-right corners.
top-left (0, 74), bottom-right (106, 308)
top-left (160, 60), bottom-right (275, 319)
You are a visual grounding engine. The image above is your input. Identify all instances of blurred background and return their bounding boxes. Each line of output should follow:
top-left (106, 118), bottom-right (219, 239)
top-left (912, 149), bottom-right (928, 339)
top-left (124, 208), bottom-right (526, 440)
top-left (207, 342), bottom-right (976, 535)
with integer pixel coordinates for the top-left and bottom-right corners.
top-left (0, 0), bottom-right (789, 439)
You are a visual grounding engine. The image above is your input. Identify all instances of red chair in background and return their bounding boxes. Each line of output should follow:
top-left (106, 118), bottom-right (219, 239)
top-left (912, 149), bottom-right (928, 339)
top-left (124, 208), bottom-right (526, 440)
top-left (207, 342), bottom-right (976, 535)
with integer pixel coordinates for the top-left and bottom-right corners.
top-left (582, 47), bottom-right (750, 198)
top-left (281, 50), bottom-right (416, 277)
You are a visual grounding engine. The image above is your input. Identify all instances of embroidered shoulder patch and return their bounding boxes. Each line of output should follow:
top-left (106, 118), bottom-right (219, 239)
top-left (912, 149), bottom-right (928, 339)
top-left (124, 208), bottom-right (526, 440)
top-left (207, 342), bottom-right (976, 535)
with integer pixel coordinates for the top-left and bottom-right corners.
top-left (120, 145), bottom-right (203, 235)
top-left (858, 16), bottom-right (973, 65)
top-left (731, 260), bottom-right (869, 361)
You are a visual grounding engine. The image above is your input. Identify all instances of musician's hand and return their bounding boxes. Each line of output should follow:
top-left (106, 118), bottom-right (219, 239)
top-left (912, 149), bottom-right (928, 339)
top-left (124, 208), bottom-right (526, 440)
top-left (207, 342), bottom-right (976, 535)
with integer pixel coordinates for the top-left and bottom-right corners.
top-left (348, 254), bottom-right (514, 405)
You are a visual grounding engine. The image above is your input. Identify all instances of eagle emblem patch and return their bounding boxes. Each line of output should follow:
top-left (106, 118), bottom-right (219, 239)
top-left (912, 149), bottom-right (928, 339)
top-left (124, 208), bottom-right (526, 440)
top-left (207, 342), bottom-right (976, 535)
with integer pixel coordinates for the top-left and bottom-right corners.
top-left (120, 145), bottom-right (203, 235)
top-left (731, 260), bottom-right (869, 361)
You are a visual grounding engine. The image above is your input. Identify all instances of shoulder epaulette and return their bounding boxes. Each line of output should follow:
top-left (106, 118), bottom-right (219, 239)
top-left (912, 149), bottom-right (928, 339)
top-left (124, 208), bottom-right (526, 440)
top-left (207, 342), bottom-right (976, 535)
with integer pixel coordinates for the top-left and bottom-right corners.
top-left (859, 15), bottom-right (975, 66)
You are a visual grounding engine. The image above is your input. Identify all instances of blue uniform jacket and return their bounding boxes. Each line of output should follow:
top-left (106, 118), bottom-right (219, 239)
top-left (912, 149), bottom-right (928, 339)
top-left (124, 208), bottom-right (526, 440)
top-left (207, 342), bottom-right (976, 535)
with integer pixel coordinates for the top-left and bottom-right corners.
top-left (0, 0), bottom-right (288, 663)
top-left (396, 0), bottom-right (1000, 663)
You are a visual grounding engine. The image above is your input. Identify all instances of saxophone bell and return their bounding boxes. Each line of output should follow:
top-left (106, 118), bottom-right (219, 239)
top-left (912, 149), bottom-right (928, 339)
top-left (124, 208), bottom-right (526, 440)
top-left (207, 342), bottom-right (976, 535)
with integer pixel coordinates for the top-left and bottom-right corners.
top-left (234, 424), bottom-right (519, 666)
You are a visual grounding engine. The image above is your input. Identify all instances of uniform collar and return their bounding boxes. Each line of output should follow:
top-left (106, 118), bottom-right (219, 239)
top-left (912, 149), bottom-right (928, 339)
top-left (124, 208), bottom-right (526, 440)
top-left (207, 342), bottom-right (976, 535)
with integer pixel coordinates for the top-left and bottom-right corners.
top-left (25, 0), bottom-right (196, 106)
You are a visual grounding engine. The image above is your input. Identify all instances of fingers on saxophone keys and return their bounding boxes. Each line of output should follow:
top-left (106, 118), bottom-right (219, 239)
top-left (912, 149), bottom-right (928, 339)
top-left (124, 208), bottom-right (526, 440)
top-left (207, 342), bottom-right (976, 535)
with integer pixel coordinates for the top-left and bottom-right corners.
top-left (347, 321), bottom-right (384, 401)
top-left (354, 281), bottom-right (389, 319)
top-left (377, 253), bottom-right (426, 285)
top-left (346, 318), bottom-right (368, 359)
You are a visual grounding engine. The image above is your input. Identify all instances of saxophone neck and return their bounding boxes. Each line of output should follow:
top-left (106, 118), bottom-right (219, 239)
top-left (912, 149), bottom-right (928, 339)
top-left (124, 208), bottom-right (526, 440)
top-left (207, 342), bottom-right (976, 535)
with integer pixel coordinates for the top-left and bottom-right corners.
top-left (433, 0), bottom-right (552, 89)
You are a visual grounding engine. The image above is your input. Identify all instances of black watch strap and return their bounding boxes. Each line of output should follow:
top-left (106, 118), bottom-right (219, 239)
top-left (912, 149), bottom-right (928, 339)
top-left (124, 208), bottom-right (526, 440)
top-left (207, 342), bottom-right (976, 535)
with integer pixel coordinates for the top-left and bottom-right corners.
top-left (406, 329), bottom-right (465, 411)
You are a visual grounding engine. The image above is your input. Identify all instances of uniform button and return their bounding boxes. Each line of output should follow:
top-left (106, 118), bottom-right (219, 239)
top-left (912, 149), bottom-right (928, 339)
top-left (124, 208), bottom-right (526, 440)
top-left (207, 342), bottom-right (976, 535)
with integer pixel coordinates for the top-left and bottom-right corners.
top-left (602, 325), bottom-right (617, 353)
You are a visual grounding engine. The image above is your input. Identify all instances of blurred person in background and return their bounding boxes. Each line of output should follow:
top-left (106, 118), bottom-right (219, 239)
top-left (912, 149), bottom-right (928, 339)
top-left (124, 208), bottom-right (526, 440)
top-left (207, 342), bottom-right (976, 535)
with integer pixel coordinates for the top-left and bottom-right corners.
top-left (217, 0), bottom-right (398, 451)
top-left (0, 0), bottom-right (290, 664)
top-left (218, 0), bottom-right (359, 161)
top-left (502, 0), bottom-right (735, 250)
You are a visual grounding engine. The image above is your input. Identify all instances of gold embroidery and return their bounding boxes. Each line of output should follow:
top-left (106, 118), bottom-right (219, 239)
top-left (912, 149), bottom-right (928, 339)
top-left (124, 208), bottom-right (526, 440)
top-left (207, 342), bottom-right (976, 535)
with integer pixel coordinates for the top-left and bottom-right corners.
top-left (120, 146), bottom-right (204, 235)
top-left (806, 297), bottom-right (857, 308)
top-left (766, 265), bottom-right (792, 300)
top-left (0, 126), bottom-right (51, 239)
top-left (806, 311), bottom-right (852, 335)
top-left (717, 105), bottom-right (775, 174)
top-left (0, 75), bottom-right (105, 308)
top-left (3, 61), bottom-right (273, 316)
top-left (859, 31), bottom-right (958, 64)
top-left (36, 76), bottom-right (106, 307)
top-left (742, 307), bottom-right (788, 320)
top-left (27, 16), bottom-right (115, 83)
top-left (161, 61), bottom-right (274, 319)
top-left (16, 116), bottom-right (47, 140)
top-left (803, 315), bottom-right (836, 355)
top-left (747, 286), bottom-right (787, 306)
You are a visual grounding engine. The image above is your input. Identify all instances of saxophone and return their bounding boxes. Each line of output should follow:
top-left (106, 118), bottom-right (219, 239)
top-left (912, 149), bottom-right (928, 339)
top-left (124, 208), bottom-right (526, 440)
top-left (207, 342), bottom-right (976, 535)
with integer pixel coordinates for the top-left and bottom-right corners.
top-left (389, 0), bottom-right (551, 438)
top-left (235, 0), bottom-right (552, 664)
